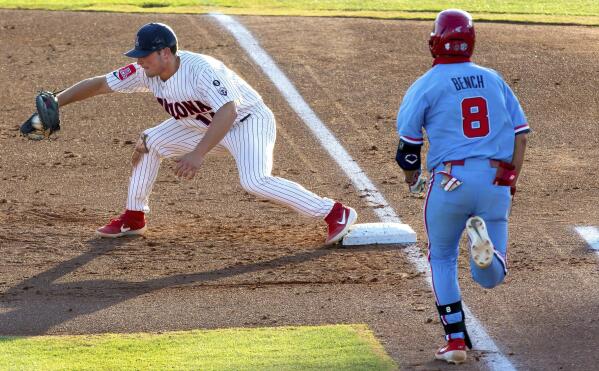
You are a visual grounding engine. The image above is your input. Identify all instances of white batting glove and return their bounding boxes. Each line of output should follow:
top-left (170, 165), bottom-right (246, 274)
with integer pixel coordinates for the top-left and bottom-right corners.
top-left (408, 170), bottom-right (427, 197)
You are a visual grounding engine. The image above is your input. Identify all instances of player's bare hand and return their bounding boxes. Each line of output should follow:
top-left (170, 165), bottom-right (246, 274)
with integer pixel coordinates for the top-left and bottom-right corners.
top-left (174, 151), bottom-right (204, 180)
top-left (131, 134), bottom-right (149, 167)
top-left (403, 169), bottom-right (420, 185)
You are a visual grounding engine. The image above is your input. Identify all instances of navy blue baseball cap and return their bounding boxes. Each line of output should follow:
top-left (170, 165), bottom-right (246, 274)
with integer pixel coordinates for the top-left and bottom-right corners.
top-left (125, 23), bottom-right (178, 58)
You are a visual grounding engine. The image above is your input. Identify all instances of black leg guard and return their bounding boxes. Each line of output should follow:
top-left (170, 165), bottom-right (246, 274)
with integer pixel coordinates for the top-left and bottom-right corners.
top-left (436, 301), bottom-right (472, 349)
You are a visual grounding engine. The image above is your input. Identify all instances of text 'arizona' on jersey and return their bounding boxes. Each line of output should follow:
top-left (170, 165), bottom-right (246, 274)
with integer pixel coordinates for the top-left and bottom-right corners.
top-left (105, 51), bottom-right (263, 128)
top-left (396, 61), bottom-right (530, 172)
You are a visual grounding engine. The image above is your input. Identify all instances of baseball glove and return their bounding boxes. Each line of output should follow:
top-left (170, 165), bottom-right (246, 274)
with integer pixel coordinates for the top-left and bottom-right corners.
top-left (20, 91), bottom-right (61, 140)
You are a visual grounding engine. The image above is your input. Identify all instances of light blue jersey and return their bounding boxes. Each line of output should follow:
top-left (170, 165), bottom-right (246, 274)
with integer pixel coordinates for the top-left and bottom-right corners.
top-left (397, 62), bottom-right (529, 172)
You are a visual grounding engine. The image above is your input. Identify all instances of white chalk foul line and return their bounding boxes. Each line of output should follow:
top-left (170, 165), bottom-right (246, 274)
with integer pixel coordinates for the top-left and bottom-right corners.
top-left (575, 226), bottom-right (599, 253)
top-left (211, 13), bottom-right (515, 371)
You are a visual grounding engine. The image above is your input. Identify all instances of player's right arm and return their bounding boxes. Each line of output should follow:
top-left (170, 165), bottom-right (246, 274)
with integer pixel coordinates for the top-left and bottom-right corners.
top-left (56, 76), bottom-right (112, 107)
top-left (57, 62), bottom-right (149, 107)
top-left (396, 81), bottom-right (427, 189)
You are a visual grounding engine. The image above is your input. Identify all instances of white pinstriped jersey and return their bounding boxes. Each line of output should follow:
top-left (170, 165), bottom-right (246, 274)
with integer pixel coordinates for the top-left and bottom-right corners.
top-left (105, 51), bottom-right (263, 128)
top-left (105, 50), bottom-right (335, 220)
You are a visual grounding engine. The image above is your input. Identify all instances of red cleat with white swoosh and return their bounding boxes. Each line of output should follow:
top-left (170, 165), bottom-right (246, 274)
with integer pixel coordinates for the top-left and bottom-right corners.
top-left (96, 210), bottom-right (146, 238)
top-left (435, 338), bottom-right (467, 364)
top-left (324, 202), bottom-right (357, 245)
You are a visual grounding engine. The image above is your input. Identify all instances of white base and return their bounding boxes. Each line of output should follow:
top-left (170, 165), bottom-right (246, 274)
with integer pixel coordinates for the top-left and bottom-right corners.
top-left (342, 222), bottom-right (417, 246)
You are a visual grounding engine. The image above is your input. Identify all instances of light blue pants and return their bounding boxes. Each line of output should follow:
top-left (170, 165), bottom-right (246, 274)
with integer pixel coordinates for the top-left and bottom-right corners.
top-left (424, 158), bottom-right (511, 340)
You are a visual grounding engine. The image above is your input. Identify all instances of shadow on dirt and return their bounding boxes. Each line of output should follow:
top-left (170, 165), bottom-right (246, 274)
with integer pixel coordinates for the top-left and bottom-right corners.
top-left (0, 237), bottom-right (402, 336)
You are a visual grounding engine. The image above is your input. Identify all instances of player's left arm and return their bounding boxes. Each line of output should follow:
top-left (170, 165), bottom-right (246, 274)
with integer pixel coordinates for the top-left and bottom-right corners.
top-left (502, 78), bottom-right (530, 192)
top-left (511, 132), bottom-right (527, 184)
top-left (174, 101), bottom-right (237, 179)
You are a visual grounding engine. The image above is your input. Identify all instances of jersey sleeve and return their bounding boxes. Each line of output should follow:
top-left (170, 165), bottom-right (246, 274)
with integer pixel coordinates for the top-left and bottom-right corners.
top-left (196, 65), bottom-right (243, 112)
top-left (396, 82), bottom-right (427, 145)
top-left (105, 63), bottom-right (149, 93)
top-left (503, 80), bottom-right (530, 135)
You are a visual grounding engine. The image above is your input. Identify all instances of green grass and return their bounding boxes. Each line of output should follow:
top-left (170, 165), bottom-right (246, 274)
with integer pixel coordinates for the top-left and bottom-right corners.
top-left (1, 0), bottom-right (599, 25)
top-left (0, 324), bottom-right (397, 370)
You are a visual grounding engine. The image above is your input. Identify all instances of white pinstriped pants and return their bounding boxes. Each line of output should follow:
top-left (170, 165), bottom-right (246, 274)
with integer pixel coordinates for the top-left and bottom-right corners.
top-left (126, 105), bottom-right (335, 218)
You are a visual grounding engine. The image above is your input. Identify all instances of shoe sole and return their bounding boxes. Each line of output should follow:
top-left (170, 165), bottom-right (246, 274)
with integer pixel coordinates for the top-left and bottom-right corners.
top-left (435, 350), bottom-right (467, 364)
top-left (96, 225), bottom-right (147, 238)
top-left (466, 216), bottom-right (494, 269)
top-left (325, 207), bottom-right (358, 245)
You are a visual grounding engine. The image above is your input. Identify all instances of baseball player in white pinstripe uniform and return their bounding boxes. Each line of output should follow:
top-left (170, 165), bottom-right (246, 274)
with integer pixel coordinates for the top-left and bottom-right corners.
top-left (53, 23), bottom-right (357, 244)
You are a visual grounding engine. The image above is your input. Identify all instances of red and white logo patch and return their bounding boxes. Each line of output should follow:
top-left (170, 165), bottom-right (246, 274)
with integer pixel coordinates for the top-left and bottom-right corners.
top-left (116, 64), bottom-right (137, 81)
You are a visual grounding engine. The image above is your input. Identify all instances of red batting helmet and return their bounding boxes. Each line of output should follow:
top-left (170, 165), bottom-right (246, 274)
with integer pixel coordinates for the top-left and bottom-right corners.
top-left (429, 9), bottom-right (475, 58)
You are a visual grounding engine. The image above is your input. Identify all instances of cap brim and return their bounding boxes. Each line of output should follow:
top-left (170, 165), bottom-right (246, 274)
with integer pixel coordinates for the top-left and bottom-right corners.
top-left (124, 48), bottom-right (153, 58)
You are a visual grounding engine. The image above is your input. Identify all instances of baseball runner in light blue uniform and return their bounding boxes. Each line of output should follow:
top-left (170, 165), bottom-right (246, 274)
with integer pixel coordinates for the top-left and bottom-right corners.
top-left (395, 9), bottom-right (530, 364)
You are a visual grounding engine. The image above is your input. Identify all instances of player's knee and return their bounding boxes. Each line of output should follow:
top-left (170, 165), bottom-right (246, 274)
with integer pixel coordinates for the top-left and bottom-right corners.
top-left (474, 272), bottom-right (505, 289)
top-left (478, 279), bottom-right (501, 289)
top-left (141, 132), bottom-right (159, 153)
top-left (239, 175), bottom-right (272, 195)
top-left (143, 134), bottom-right (182, 159)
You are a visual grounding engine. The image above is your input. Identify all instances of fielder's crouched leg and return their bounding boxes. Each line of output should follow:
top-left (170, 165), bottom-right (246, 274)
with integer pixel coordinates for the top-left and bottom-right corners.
top-left (226, 110), bottom-right (356, 244)
top-left (98, 118), bottom-right (202, 237)
top-left (237, 174), bottom-right (357, 244)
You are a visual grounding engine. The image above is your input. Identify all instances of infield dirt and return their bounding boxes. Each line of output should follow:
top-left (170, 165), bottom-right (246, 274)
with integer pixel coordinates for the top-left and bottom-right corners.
top-left (1, 10), bottom-right (598, 370)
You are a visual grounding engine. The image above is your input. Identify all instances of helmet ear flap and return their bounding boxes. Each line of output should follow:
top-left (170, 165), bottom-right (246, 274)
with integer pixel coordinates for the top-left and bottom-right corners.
top-left (429, 35), bottom-right (439, 58)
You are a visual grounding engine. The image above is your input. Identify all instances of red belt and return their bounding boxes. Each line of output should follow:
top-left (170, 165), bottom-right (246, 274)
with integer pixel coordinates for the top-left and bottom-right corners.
top-left (443, 159), bottom-right (504, 168)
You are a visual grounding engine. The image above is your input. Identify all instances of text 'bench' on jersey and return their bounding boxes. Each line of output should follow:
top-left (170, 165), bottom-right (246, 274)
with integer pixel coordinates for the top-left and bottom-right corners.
top-left (397, 62), bottom-right (530, 172)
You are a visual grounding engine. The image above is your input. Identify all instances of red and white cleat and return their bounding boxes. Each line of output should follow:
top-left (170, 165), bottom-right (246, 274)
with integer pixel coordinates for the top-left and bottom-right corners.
top-left (324, 202), bottom-right (357, 245)
top-left (435, 338), bottom-right (467, 364)
top-left (96, 210), bottom-right (147, 238)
